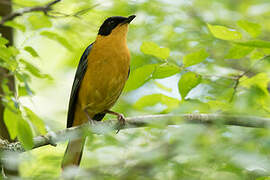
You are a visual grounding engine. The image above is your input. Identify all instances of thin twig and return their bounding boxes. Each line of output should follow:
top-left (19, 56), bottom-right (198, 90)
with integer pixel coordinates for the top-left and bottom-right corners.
top-left (229, 74), bottom-right (242, 102)
top-left (1, 113), bottom-right (270, 152)
top-left (0, 0), bottom-right (61, 25)
top-left (48, 4), bottom-right (98, 18)
top-left (0, 0), bottom-right (96, 25)
top-left (229, 55), bottom-right (270, 102)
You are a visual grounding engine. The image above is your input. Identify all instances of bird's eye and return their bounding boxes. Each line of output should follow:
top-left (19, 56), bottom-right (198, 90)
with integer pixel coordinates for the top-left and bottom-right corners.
top-left (108, 20), bottom-right (115, 25)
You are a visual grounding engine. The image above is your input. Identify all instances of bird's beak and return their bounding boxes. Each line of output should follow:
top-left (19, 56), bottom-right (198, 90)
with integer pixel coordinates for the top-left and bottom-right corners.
top-left (124, 15), bottom-right (136, 24)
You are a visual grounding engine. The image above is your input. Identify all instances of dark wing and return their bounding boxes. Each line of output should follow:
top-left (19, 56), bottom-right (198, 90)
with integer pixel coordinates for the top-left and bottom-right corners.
top-left (67, 43), bottom-right (93, 128)
top-left (127, 68), bottom-right (130, 79)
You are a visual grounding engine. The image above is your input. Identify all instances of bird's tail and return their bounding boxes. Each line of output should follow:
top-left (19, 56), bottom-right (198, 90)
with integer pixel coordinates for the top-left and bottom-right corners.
top-left (61, 138), bottom-right (86, 169)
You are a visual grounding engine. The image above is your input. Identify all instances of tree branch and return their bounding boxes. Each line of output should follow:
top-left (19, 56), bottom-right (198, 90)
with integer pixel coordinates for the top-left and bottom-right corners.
top-left (0, 0), bottom-right (61, 25)
top-left (1, 113), bottom-right (270, 152)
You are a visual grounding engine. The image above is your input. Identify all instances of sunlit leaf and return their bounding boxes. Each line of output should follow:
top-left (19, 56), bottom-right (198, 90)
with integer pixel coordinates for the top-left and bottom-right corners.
top-left (140, 41), bottom-right (170, 60)
top-left (18, 85), bottom-right (28, 97)
top-left (134, 94), bottom-right (179, 111)
top-left (0, 37), bottom-right (9, 45)
top-left (207, 24), bottom-right (242, 40)
top-left (124, 64), bottom-right (156, 92)
top-left (178, 72), bottom-right (202, 99)
top-left (0, 46), bottom-right (18, 62)
top-left (176, 99), bottom-right (210, 113)
top-left (237, 20), bottom-right (261, 38)
top-left (15, 73), bottom-right (31, 83)
top-left (183, 49), bottom-right (209, 67)
top-left (28, 14), bottom-right (52, 30)
top-left (13, 0), bottom-right (40, 6)
top-left (24, 80), bottom-right (35, 95)
top-left (207, 100), bottom-right (231, 112)
top-left (8, 46), bottom-right (19, 56)
top-left (20, 59), bottom-right (48, 78)
top-left (24, 107), bottom-right (47, 135)
top-left (225, 45), bottom-right (254, 59)
top-left (152, 63), bottom-right (180, 79)
top-left (235, 40), bottom-right (270, 49)
top-left (0, 47), bottom-right (11, 61)
top-left (4, 21), bottom-right (26, 32)
top-left (40, 31), bottom-right (73, 50)
top-left (24, 46), bottom-right (39, 57)
top-left (4, 108), bottom-right (20, 139)
top-left (249, 49), bottom-right (265, 60)
top-left (15, 74), bottom-right (34, 96)
top-left (240, 73), bottom-right (270, 94)
top-left (154, 81), bottom-right (172, 92)
top-left (17, 119), bottom-right (34, 150)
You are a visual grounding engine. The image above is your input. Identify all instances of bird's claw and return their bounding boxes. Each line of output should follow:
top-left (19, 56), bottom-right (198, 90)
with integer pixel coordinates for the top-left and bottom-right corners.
top-left (42, 135), bottom-right (57, 147)
top-left (116, 114), bottom-right (126, 134)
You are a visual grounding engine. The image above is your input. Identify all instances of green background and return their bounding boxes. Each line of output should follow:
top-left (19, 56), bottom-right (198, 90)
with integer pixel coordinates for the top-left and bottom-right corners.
top-left (0, 0), bottom-right (270, 179)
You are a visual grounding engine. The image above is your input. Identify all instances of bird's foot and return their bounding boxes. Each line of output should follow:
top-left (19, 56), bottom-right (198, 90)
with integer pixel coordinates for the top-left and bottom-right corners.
top-left (84, 108), bottom-right (95, 123)
top-left (41, 134), bottom-right (57, 147)
top-left (104, 110), bottom-right (126, 133)
top-left (116, 113), bottom-right (126, 134)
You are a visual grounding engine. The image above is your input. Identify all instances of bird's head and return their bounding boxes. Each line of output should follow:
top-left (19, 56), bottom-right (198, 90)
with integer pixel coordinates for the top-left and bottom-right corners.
top-left (97, 15), bottom-right (135, 39)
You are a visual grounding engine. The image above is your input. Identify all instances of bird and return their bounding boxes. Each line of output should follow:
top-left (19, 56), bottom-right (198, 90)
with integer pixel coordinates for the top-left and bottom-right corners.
top-left (61, 15), bottom-right (136, 168)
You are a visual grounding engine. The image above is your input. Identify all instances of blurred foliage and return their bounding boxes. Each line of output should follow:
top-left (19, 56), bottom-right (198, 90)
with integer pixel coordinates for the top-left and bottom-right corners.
top-left (0, 0), bottom-right (270, 179)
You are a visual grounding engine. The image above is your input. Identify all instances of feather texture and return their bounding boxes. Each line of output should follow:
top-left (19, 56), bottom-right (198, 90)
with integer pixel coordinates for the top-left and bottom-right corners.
top-left (67, 43), bottom-right (93, 128)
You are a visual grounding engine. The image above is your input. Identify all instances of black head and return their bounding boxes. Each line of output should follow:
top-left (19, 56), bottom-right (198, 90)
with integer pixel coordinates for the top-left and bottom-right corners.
top-left (98, 15), bottom-right (136, 36)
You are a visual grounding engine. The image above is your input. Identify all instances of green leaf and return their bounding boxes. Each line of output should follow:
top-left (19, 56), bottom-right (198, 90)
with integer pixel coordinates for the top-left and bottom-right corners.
top-left (134, 94), bottom-right (179, 111)
top-left (20, 59), bottom-right (47, 78)
top-left (183, 49), bottom-right (209, 67)
top-left (154, 81), bottom-right (172, 92)
top-left (8, 46), bottom-right (19, 56)
top-left (24, 80), bottom-right (34, 95)
top-left (234, 40), bottom-right (270, 49)
top-left (140, 41), bottom-right (170, 60)
top-left (225, 45), bottom-right (254, 59)
top-left (124, 64), bottom-right (156, 92)
top-left (0, 46), bottom-right (18, 62)
top-left (18, 85), bottom-right (28, 97)
top-left (1, 78), bottom-right (13, 96)
top-left (237, 20), bottom-right (261, 38)
top-left (207, 24), bottom-right (242, 41)
top-left (152, 63), bottom-right (180, 79)
top-left (4, 108), bottom-right (20, 139)
top-left (249, 49), bottom-right (265, 60)
top-left (24, 107), bottom-right (47, 135)
top-left (17, 119), bottom-right (34, 150)
top-left (0, 47), bottom-right (11, 61)
top-left (0, 37), bottom-right (9, 45)
top-left (40, 31), bottom-right (73, 50)
top-left (240, 73), bottom-right (270, 94)
top-left (28, 14), bottom-right (52, 30)
top-left (4, 21), bottom-right (26, 32)
top-left (24, 46), bottom-right (39, 57)
top-left (178, 72), bottom-right (202, 99)
top-left (15, 73), bottom-right (30, 83)
top-left (16, 74), bottom-right (34, 96)
top-left (12, 0), bottom-right (40, 6)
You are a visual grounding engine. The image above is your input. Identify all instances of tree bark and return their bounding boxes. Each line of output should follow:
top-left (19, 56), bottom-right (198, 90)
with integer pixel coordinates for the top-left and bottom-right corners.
top-left (0, 0), bottom-right (15, 142)
top-left (0, 0), bottom-right (18, 177)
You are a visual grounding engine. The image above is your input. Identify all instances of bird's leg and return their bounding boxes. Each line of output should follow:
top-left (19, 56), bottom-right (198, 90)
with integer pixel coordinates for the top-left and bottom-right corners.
top-left (104, 110), bottom-right (126, 133)
top-left (83, 107), bottom-right (95, 125)
top-left (104, 110), bottom-right (126, 125)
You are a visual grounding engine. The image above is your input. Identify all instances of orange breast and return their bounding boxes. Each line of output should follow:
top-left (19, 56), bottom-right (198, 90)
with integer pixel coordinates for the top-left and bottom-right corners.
top-left (77, 37), bottom-right (130, 119)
